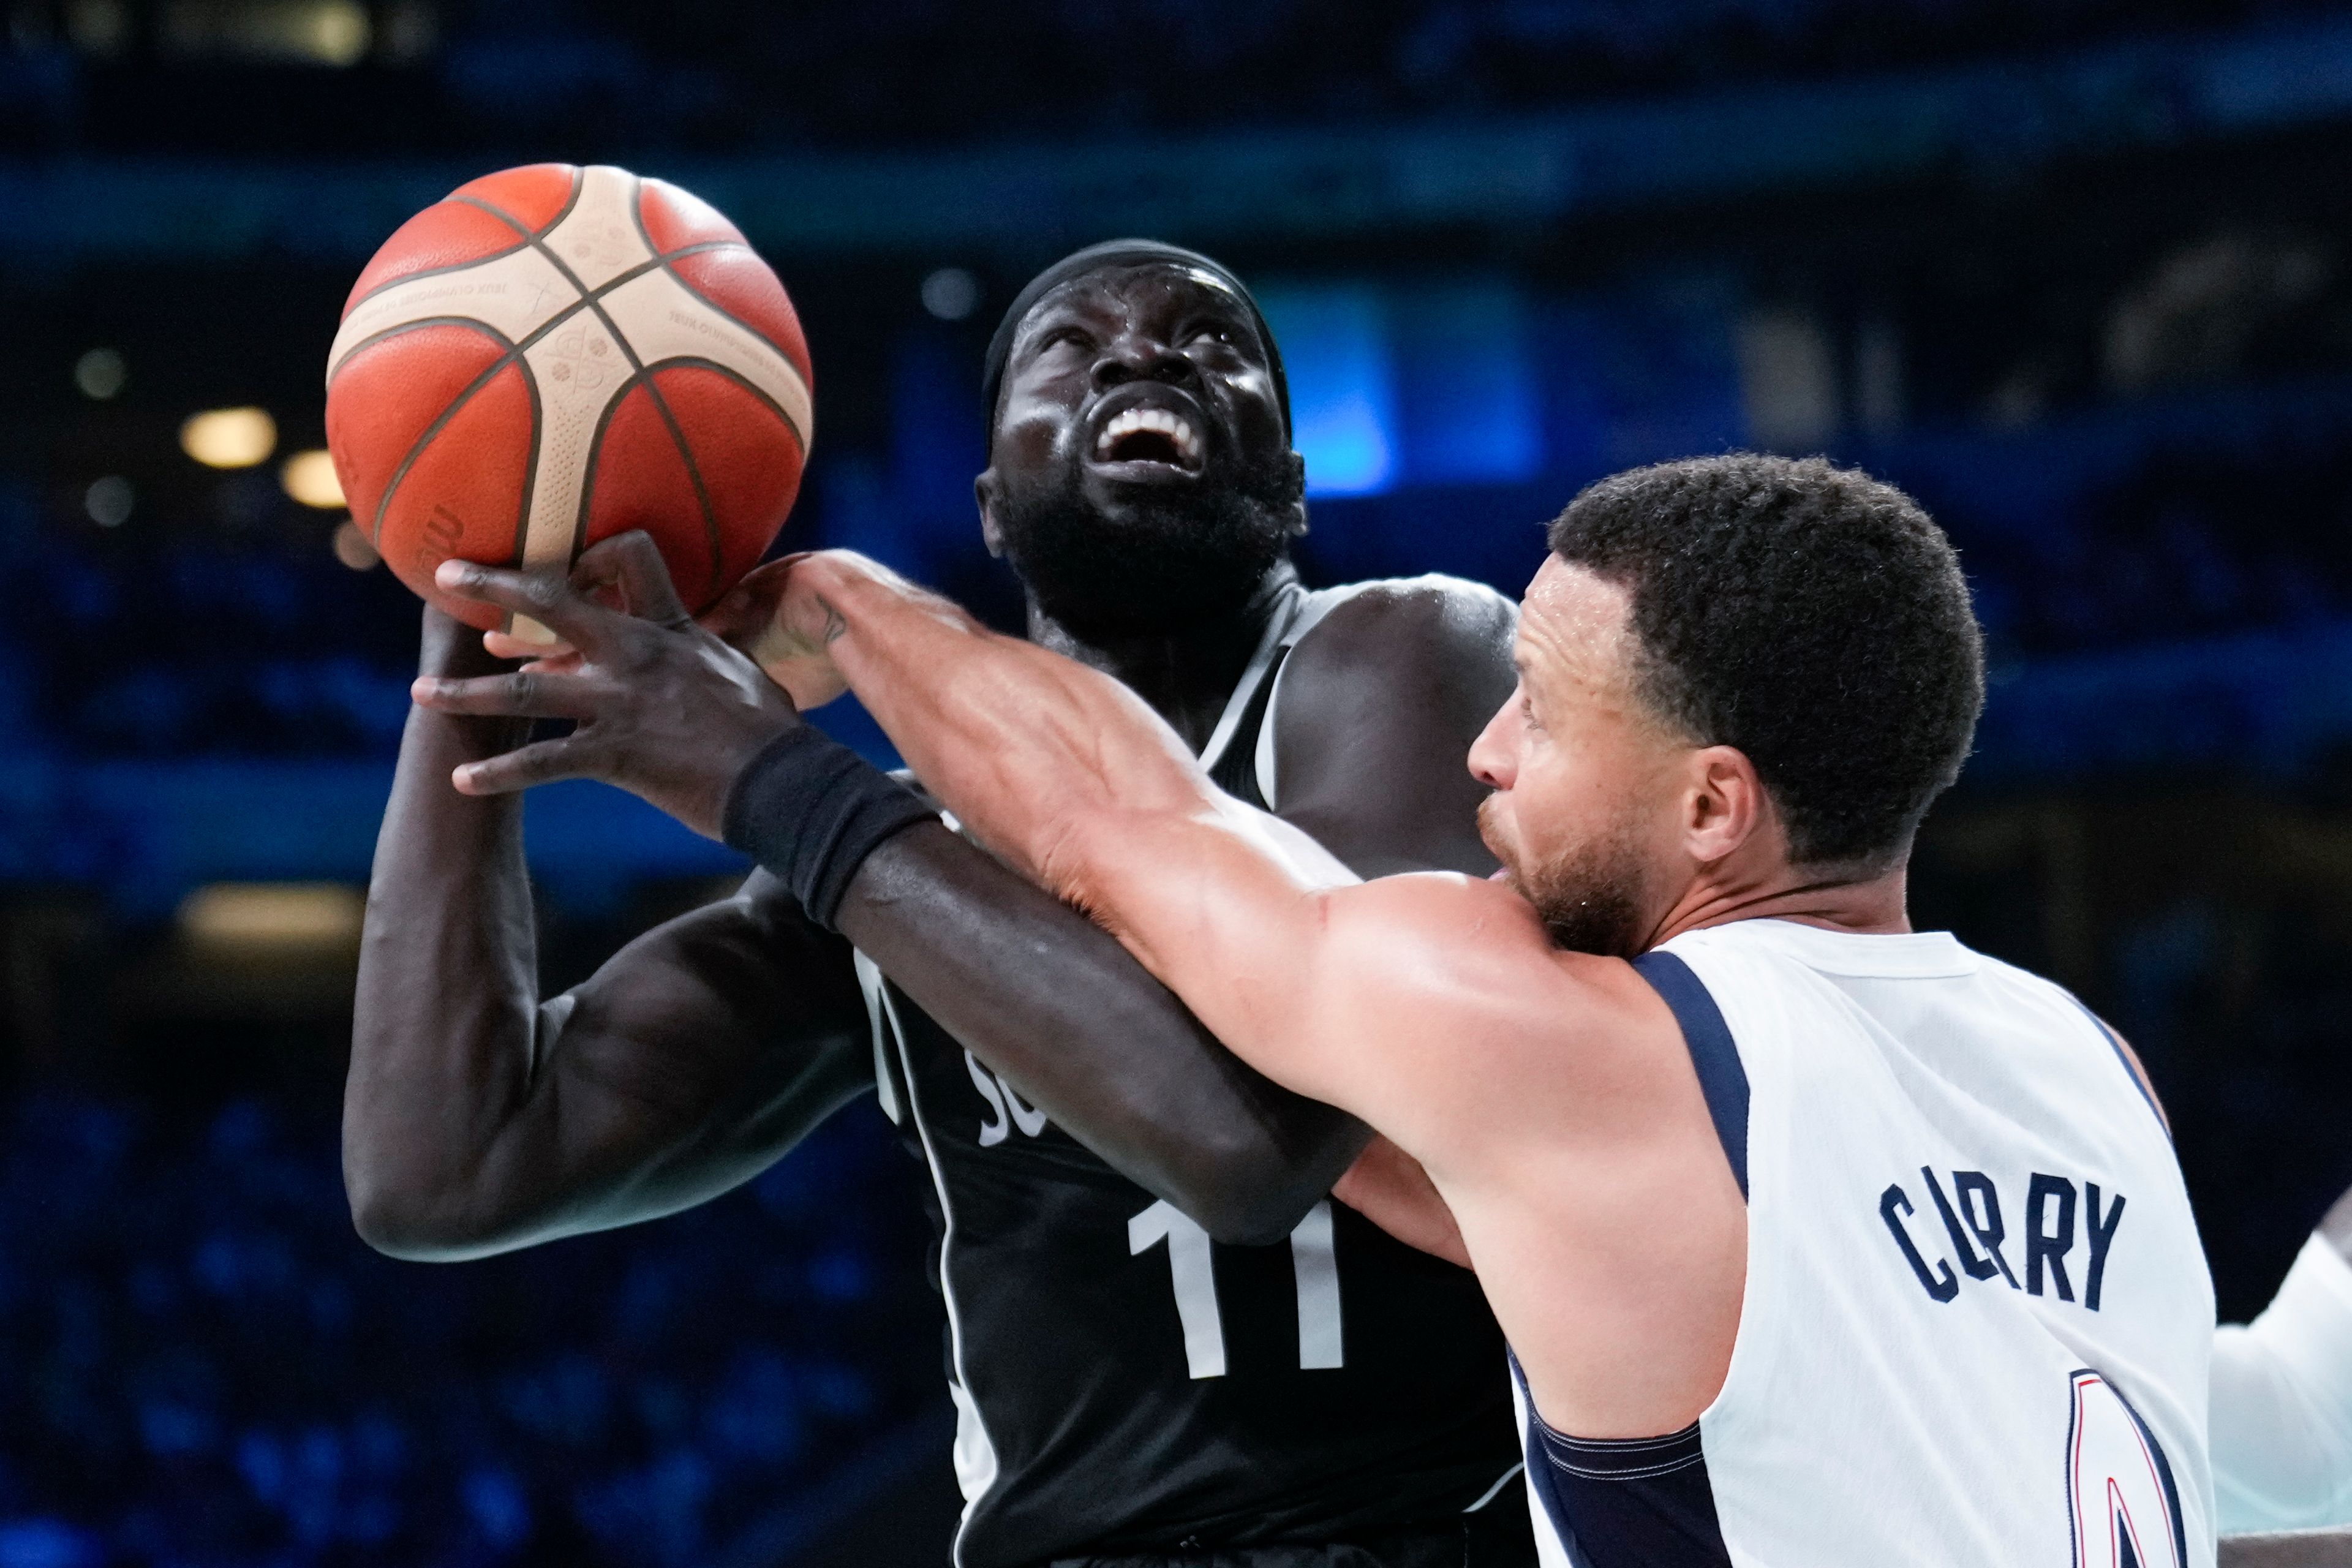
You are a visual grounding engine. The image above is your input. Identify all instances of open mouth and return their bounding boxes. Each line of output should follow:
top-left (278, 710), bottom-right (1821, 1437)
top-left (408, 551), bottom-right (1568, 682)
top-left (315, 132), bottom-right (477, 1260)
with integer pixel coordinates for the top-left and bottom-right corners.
top-left (1093, 405), bottom-right (1204, 471)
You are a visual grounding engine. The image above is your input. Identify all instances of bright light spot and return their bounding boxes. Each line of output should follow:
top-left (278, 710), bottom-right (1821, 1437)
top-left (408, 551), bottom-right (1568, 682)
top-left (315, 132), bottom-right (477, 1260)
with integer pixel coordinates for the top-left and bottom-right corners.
top-left (85, 476), bottom-right (133, 527)
top-left (1392, 281), bottom-right (1542, 486)
top-left (179, 883), bottom-right (365, 954)
top-left (1256, 284), bottom-right (1398, 497)
top-left (181, 406), bottom-right (277, 469)
top-left (298, 0), bottom-right (369, 65)
top-left (921, 268), bottom-right (980, 322)
top-left (331, 520), bottom-right (380, 571)
top-left (281, 448), bottom-right (345, 508)
top-left (157, 0), bottom-right (369, 65)
top-left (74, 348), bottom-right (126, 400)
top-left (1292, 393), bottom-right (1395, 496)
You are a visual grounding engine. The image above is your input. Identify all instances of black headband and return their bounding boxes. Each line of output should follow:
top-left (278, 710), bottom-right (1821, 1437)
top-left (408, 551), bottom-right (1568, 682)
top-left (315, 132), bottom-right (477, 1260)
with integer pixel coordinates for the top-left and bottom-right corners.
top-left (979, 239), bottom-right (1291, 439)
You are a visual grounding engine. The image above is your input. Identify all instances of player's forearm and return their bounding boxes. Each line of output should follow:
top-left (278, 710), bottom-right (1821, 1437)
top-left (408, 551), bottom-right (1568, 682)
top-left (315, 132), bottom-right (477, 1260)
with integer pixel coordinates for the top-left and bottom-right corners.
top-left (801, 552), bottom-right (1357, 1101)
top-left (802, 552), bottom-right (1210, 900)
top-left (839, 824), bottom-right (1370, 1244)
top-left (345, 611), bottom-right (547, 1253)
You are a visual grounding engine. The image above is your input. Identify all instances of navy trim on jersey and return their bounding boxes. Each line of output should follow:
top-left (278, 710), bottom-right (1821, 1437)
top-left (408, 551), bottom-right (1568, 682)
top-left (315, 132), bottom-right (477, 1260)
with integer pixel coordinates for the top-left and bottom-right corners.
top-left (2062, 994), bottom-right (2171, 1141)
top-left (1512, 1354), bottom-right (1731, 1567)
top-left (1630, 952), bottom-right (1749, 1200)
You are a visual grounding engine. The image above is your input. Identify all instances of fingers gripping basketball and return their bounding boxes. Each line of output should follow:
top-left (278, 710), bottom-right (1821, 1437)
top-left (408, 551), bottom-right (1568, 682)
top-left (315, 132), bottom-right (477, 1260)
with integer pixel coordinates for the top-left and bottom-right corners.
top-left (324, 163), bottom-right (813, 636)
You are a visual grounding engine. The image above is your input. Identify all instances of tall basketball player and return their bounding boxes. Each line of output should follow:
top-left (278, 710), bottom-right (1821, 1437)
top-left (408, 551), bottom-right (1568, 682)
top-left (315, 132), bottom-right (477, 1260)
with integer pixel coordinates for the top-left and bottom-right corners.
top-left (353, 242), bottom-right (1533, 1566)
top-left (522, 454), bottom-right (2222, 1566)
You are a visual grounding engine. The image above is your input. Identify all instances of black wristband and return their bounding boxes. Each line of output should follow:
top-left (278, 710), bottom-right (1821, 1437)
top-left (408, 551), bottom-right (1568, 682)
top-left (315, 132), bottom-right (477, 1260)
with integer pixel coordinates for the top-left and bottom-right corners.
top-left (721, 723), bottom-right (938, 930)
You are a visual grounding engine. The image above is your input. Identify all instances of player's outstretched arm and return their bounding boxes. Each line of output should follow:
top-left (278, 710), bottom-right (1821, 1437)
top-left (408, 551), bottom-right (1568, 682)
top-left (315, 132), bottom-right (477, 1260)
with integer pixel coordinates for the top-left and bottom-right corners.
top-left (776, 552), bottom-right (1750, 1436)
top-left (344, 605), bottom-right (873, 1261)
top-left (2210, 1182), bottom-right (2352, 1532)
top-left (417, 536), bottom-right (1371, 1245)
top-left (781, 551), bottom-right (1607, 1149)
top-left (839, 824), bottom-right (1364, 1242)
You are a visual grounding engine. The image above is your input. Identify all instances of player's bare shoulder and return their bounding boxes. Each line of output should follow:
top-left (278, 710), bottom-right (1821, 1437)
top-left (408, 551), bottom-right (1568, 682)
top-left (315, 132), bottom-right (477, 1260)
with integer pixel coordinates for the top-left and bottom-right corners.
top-left (1286, 575), bottom-right (1518, 704)
top-left (1268, 576), bottom-right (1520, 877)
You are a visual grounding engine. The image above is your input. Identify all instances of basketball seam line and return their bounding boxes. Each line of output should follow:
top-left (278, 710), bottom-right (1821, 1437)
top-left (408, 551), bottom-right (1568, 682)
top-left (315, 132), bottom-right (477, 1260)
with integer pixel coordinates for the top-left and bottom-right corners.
top-left (442, 190), bottom-right (809, 417)
top-left (570, 365), bottom-right (719, 608)
top-left (352, 254), bottom-right (680, 562)
top-left (650, 252), bottom-right (813, 391)
top-left (334, 238), bottom-right (755, 393)
top-left (635, 378), bottom-right (726, 605)
top-left (638, 354), bottom-right (809, 600)
top-left (641, 355), bottom-right (807, 451)
top-left (342, 239), bottom-right (532, 317)
top-left (352, 176), bottom-right (788, 583)
top-left (346, 167), bottom-right (582, 318)
top-left (627, 178), bottom-right (814, 388)
top-left (360, 321), bottom-right (524, 548)
top-left (506, 162), bottom-right (584, 605)
top-left (619, 175), bottom-right (725, 598)
top-left (533, 166), bottom-right (586, 239)
top-left (367, 197), bottom-right (617, 573)
top-left (339, 233), bottom-right (741, 328)
top-left (489, 173), bottom-right (722, 590)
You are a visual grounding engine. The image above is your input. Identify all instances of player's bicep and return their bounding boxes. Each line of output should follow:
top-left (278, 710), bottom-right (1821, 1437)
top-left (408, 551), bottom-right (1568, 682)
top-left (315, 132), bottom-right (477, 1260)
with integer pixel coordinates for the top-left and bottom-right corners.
top-left (543, 871), bottom-right (870, 1142)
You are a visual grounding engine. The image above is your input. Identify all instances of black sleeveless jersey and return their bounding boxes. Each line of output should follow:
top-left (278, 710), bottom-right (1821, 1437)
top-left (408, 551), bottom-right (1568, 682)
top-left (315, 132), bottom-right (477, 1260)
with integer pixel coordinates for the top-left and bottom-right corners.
top-left (859, 584), bottom-right (1527, 1568)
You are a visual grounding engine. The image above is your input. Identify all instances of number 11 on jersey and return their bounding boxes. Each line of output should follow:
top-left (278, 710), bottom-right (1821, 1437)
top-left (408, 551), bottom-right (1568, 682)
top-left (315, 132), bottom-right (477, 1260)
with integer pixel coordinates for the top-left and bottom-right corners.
top-left (1129, 1199), bottom-right (1344, 1379)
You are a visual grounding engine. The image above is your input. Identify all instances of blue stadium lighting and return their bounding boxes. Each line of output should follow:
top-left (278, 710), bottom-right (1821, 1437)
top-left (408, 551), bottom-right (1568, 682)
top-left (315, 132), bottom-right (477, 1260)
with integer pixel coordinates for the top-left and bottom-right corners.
top-left (1256, 285), bottom-right (1400, 497)
top-left (1392, 281), bottom-right (1542, 488)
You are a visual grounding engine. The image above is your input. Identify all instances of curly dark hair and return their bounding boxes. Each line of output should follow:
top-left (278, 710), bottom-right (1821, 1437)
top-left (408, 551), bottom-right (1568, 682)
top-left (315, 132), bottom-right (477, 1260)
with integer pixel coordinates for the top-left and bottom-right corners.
top-left (1547, 453), bottom-right (1984, 870)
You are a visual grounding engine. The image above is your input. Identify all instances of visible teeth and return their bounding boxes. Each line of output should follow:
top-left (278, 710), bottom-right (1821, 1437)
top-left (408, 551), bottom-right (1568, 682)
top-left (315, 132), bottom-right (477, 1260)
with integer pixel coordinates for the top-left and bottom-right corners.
top-left (1095, 405), bottom-right (1202, 462)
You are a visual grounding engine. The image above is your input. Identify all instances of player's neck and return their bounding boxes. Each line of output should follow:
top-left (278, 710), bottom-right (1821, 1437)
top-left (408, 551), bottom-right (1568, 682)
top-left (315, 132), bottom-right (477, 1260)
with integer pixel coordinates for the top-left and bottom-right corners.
top-left (1648, 860), bottom-right (1913, 949)
top-left (1027, 564), bottom-right (1301, 753)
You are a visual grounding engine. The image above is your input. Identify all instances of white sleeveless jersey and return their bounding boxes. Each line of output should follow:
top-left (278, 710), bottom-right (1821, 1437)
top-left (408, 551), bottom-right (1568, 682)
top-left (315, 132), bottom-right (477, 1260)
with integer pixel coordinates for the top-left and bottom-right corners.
top-left (1516, 919), bottom-right (2215, 1568)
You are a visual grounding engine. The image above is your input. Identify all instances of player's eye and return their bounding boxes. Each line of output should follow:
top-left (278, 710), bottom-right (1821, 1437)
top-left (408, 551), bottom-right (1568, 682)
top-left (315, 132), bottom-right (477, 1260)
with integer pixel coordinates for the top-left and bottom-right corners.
top-left (1185, 323), bottom-right (1233, 349)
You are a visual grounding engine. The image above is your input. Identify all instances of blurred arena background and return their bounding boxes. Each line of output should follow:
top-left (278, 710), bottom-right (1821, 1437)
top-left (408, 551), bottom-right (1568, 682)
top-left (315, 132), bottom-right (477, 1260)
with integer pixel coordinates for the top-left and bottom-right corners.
top-left (6, 1), bottom-right (2352, 1562)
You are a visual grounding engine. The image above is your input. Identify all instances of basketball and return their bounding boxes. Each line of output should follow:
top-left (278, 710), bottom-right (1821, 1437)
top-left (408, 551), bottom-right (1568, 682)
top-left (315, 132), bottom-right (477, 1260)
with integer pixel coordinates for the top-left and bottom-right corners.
top-left (324, 162), bottom-right (812, 635)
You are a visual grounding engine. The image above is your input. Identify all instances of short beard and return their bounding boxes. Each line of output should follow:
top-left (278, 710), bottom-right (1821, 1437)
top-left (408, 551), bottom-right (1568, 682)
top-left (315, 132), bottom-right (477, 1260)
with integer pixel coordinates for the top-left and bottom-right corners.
top-left (994, 453), bottom-right (1303, 642)
top-left (1484, 798), bottom-right (1649, 957)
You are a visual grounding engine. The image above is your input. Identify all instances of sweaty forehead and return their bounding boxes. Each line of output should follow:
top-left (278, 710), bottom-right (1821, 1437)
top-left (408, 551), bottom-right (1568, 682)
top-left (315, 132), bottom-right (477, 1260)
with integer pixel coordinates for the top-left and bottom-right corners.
top-left (1017, 264), bottom-right (1253, 343)
top-left (1517, 557), bottom-right (1642, 699)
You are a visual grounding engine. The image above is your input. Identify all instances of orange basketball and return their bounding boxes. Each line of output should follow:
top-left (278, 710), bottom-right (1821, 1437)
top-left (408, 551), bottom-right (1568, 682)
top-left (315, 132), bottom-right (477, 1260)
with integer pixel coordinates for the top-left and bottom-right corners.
top-left (325, 162), bottom-right (812, 635)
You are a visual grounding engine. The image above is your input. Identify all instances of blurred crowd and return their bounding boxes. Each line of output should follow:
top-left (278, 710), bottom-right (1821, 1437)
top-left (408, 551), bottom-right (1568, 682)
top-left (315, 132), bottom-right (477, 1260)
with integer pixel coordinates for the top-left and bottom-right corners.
top-left (6, 0), bottom-right (2341, 156)
top-left (9, 1), bottom-right (2352, 1558)
top-left (16, 386), bottom-right (2352, 763)
top-left (0, 1091), bottom-right (936, 1568)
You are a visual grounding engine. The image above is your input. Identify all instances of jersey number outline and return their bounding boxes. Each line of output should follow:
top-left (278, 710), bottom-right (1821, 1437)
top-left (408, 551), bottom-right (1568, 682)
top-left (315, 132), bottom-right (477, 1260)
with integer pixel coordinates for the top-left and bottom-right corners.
top-left (1128, 1199), bottom-right (1344, 1379)
top-left (2065, 1368), bottom-right (2185, 1568)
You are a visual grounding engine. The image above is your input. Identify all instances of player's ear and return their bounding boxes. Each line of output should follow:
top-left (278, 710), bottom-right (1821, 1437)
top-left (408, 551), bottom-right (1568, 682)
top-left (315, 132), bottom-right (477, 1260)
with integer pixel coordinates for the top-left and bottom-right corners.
top-left (1684, 744), bottom-right (1767, 866)
top-left (976, 469), bottom-right (1006, 558)
top-left (1282, 451), bottom-right (1308, 537)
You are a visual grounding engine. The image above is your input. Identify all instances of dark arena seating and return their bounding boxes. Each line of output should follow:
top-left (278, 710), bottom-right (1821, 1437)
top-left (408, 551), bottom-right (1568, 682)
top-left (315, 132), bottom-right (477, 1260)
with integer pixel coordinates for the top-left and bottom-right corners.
top-left (6, 1), bottom-right (2352, 1562)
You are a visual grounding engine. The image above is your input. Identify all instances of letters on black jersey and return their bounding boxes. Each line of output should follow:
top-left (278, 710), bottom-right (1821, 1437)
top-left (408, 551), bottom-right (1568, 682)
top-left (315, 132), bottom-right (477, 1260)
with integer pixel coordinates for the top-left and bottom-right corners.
top-left (1877, 1167), bottom-right (2127, 1310)
top-left (965, 1051), bottom-right (1048, 1145)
